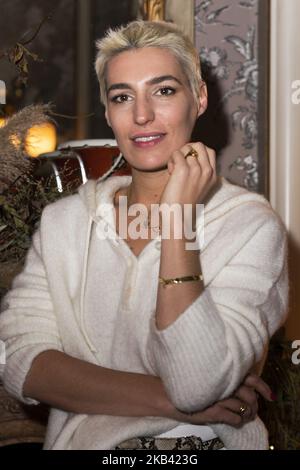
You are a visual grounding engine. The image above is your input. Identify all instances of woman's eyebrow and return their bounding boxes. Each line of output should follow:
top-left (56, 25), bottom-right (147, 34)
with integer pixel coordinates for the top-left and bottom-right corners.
top-left (107, 75), bottom-right (183, 94)
top-left (148, 75), bottom-right (183, 86)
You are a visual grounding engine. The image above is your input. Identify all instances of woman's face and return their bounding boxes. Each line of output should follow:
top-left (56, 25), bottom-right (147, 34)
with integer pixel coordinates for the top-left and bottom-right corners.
top-left (105, 47), bottom-right (207, 172)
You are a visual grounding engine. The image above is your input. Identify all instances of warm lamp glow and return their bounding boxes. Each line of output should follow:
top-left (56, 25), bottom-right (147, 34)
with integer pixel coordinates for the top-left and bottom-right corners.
top-left (9, 134), bottom-right (21, 147)
top-left (1, 117), bottom-right (21, 147)
top-left (25, 122), bottom-right (57, 157)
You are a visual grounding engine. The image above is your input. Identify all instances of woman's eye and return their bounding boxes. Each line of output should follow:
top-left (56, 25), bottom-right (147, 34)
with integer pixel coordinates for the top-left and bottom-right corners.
top-left (157, 87), bottom-right (176, 96)
top-left (111, 94), bottom-right (131, 103)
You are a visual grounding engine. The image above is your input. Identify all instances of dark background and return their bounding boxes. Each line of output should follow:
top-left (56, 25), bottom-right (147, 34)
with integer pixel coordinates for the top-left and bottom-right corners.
top-left (0, 0), bottom-right (138, 142)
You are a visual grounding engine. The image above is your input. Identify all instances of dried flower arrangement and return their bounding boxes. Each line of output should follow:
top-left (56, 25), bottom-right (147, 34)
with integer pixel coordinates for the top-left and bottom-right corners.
top-left (0, 104), bottom-right (79, 297)
top-left (0, 104), bottom-right (53, 191)
top-left (0, 11), bottom-right (82, 279)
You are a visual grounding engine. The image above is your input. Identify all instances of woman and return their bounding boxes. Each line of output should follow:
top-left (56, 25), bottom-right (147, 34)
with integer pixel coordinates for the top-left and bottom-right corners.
top-left (0, 20), bottom-right (288, 450)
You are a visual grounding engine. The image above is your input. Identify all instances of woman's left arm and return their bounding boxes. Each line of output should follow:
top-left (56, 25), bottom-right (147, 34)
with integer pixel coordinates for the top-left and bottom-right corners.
top-left (148, 143), bottom-right (289, 414)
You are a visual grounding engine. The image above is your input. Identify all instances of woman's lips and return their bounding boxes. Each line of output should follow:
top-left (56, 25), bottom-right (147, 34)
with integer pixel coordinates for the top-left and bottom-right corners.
top-left (131, 134), bottom-right (166, 148)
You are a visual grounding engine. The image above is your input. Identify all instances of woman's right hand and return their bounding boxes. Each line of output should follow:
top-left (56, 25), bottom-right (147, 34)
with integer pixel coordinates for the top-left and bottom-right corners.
top-left (170, 373), bottom-right (274, 428)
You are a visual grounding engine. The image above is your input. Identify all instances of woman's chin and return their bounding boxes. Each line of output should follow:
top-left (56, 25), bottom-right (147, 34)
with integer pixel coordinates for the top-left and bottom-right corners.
top-left (130, 161), bottom-right (168, 173)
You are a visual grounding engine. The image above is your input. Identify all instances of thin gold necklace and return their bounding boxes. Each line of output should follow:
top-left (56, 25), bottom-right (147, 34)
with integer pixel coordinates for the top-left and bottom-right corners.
top-left (126, 185), bottom-right (161, 232)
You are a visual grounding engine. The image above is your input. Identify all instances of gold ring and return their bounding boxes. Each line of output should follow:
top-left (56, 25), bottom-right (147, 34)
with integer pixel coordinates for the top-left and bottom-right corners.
top-left (239, 405), bottom-right (247, 416)
top-left (184, 147), bottom-right (198, 159)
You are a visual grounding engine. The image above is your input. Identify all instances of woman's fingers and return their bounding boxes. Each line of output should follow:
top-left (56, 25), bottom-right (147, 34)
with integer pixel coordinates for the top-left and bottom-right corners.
top-left (219, 397), bottom-right (253, 420)
top-left (233, 386), bottom-right (258, 420)
top-left (216, 396), bottom-right (256, 424)
top-left (178, 374), bottom-right (270, 428)
top-left (206, 146), bottom-right (217, 175)
top-left (243, 373), bottom-right (274, 402)
top-left (181, 143), bottom-right (212, 172)
top-left (172, 142), bottom-right (214, 173)
top-left (182, 395), bottom-right (255, 428)
top-left (180, 143), bottom-right (217, 197)
top-left (160, 141), bottom-right (217, 206)
top-left (187, 402), bottom-right (243, 428)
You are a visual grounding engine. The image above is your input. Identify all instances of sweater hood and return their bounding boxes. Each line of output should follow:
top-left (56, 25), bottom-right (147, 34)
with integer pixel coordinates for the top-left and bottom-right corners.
top-left (76, 174), bottom-right (272, 352)
top-left (78, 175), bottom-right (133, 231)
top-left (77, 174), bottom-right (271, 229)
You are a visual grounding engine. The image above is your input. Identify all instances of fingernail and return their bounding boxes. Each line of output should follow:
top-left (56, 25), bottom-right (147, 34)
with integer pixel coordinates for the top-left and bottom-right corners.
top-left (270, 392), bottom-right (277, 401)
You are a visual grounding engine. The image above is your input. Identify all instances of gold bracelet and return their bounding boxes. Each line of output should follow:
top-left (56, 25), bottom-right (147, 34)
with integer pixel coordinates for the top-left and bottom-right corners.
top-left (158, 274), bottom-right (203, 287)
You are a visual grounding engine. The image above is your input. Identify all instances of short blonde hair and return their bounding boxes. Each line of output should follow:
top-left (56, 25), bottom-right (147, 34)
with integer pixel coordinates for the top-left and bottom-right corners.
top-left (95, 20), bottom-right (202, 107)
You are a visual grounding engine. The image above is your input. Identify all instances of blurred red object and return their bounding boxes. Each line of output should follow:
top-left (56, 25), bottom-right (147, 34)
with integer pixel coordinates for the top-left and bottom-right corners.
top-left (34, 140), bottom-right (131, 192)
top-left (76, 146), bottom-right (130, 178)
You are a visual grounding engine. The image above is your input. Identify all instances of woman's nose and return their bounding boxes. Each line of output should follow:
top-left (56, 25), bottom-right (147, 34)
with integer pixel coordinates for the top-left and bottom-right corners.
top-left (133, 96), bottom-right (155, 125)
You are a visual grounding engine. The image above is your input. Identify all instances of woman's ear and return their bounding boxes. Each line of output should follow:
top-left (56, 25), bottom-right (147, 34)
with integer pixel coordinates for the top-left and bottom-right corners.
top-left (105, 109), bottom-right (111, 128)
top-left (196, 81), bottom-right (208, 118)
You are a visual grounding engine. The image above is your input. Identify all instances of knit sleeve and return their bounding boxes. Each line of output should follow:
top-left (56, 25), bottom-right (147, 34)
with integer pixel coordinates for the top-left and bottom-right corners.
top-left (146, 213), bottom-right (289, 413)
top-left (0, 228), bottom-right (64, 405)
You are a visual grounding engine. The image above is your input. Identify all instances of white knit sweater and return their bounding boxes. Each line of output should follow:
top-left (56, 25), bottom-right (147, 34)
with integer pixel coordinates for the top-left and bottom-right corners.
top-left (0, 175), bottom-right (289, 450)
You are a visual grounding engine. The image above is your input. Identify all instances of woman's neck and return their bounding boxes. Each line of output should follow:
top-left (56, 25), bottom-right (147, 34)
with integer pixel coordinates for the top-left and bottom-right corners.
top-left (126, 168), bottom-right (170, 208)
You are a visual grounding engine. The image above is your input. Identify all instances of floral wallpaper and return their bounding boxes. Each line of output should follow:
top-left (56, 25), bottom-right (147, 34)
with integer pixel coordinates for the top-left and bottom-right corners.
top-left (194, 0), bottom-right (268, 194)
